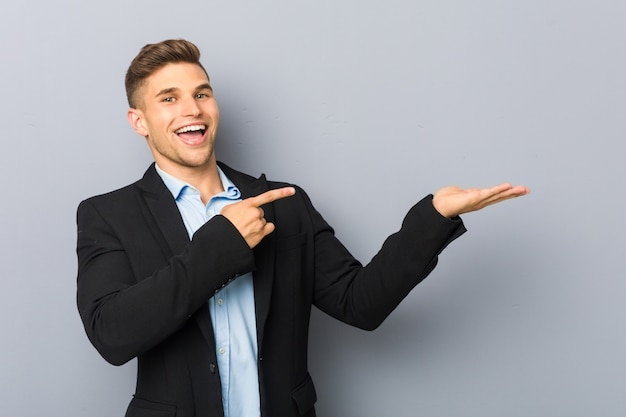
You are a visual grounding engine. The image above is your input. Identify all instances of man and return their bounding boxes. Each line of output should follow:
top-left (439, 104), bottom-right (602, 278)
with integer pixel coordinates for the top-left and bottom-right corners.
top-left (76, 39), bottom-right (529, 417)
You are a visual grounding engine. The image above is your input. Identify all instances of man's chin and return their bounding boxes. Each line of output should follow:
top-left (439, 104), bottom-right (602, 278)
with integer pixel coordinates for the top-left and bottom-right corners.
top-left (154, 153), bottom-right (216, 173)
top-left (180, 152), bottom-right (216, 169)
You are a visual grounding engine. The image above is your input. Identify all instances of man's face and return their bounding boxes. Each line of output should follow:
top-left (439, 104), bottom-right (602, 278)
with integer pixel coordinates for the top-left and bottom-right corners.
top-left (128, 62), bottom-right (220, 176)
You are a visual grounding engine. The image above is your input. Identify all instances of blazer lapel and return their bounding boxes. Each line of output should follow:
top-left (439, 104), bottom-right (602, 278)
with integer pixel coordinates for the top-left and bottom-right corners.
top-left (219, 163), bottom-right (276, 350)
top-left (136, 164), bottom-right (217, 348)
top-left (136, 164), bottom-right (190, 256)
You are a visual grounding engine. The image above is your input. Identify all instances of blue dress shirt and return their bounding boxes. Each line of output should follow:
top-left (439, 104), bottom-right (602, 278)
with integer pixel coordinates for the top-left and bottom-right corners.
top-left (156, 164), bottom-right (260, 417)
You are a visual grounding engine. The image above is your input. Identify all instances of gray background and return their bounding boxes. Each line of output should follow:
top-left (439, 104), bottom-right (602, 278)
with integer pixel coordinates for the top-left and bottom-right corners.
top-left (1, 1), bottom-right (625, 416)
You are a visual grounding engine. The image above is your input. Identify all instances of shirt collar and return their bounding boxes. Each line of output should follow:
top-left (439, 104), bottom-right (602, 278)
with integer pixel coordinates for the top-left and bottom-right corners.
top-left (155, 163), bottom-right (241, 201)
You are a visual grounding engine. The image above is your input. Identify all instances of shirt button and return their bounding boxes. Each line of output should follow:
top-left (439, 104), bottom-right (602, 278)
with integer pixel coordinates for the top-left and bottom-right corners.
top-left (219, 347), bottom-right (226, 354)
top-left (217, 298), bottom-right (224, 306)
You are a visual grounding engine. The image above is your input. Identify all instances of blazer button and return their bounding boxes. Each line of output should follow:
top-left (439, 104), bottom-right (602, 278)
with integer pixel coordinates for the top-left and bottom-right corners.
top-left (210, 363), bottom-right (217, 374)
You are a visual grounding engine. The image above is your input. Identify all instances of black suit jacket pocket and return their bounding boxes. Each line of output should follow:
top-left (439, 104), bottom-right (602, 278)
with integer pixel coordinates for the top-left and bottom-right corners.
top-left (126, 396), bottom-right (177, 417)
top-left (291, 373), bottom-right (317, 416)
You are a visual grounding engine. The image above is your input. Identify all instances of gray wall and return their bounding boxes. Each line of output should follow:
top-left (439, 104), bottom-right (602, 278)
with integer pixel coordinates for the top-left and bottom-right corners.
top-left (2, 1), bottom-right (625, 416)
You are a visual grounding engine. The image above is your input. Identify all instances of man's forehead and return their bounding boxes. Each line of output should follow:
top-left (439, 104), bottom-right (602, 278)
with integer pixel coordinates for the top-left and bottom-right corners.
top-left (146, 62), bottom-right (211, 89)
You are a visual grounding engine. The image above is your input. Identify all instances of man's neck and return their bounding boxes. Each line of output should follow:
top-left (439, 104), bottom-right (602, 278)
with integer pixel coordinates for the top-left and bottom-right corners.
top-left (156, 159), bottom-right (224, 205)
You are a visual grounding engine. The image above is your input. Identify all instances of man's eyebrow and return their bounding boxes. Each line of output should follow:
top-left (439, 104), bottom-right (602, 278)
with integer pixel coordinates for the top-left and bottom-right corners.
top-left (196, 83), bottom-right (213, 92)
top-left (154, 84), bottom-right (212, 98)
top-left (155, 87), bottom-right (179, 97)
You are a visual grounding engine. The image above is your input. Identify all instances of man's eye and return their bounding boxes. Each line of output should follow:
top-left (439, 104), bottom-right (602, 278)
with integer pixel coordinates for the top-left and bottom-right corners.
top-left (163, 97), bottom-right (175, 103)
top-left (196, 93), bottom-right (208, 99)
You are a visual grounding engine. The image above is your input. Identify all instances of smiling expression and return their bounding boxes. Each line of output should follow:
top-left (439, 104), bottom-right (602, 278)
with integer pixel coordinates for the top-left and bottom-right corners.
top-left (128, 62), bottom-right (220, 177)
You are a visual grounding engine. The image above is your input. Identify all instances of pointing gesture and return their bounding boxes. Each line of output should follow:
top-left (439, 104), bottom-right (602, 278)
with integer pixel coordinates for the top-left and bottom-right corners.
top-left (221, 187), bottom-right (296, 248)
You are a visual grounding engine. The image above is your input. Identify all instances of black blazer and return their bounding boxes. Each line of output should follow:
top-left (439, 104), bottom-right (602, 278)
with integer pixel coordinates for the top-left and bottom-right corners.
top-left (77, 162), bottom-right (465, 417)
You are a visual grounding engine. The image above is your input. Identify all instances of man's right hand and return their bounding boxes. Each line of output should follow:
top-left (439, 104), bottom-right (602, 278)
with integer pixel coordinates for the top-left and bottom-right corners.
top-left (220, 187), bottom-right (296, 248)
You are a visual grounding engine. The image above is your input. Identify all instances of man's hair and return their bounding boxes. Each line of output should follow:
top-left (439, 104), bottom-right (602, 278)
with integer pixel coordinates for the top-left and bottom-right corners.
top-left (125, 39), bottom-right (208, 108)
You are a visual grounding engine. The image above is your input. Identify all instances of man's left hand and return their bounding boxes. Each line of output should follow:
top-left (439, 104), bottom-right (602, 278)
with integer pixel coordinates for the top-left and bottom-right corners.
top-left (432, 183), bottom-right (530, 218)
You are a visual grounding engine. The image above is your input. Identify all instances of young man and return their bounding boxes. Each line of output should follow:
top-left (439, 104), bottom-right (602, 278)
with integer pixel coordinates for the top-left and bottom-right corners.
top-left (76, 39), bottom-right (529, 417)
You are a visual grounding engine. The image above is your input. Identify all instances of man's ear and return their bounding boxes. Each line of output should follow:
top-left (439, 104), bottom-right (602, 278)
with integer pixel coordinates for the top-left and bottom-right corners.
top-left (128, 108), bottom-right (148, 137)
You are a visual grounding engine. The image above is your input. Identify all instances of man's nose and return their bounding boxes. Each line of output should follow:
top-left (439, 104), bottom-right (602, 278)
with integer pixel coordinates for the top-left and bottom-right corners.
top-left (182, 97), bottom-right (202, 117)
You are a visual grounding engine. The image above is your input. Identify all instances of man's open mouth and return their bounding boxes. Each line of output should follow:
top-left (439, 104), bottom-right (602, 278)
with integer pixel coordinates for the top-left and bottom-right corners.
top-left (175, 124), bottom-right (207, 144)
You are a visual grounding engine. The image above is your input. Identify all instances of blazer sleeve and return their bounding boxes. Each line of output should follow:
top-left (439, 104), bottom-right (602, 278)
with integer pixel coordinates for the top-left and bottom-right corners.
top-left (307, 192), bottom-right (466, 330)
top-left (76, 197), bottom-right (255, 366)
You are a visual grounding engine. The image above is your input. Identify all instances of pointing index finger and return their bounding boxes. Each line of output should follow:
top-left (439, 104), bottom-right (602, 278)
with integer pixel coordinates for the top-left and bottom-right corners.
top-left (249, 187), bottom-right (296, 207)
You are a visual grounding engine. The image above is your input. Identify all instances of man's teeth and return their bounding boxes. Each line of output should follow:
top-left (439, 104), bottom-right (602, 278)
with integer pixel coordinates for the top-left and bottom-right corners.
top-left (176, 125), bottom-right (206, 134)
